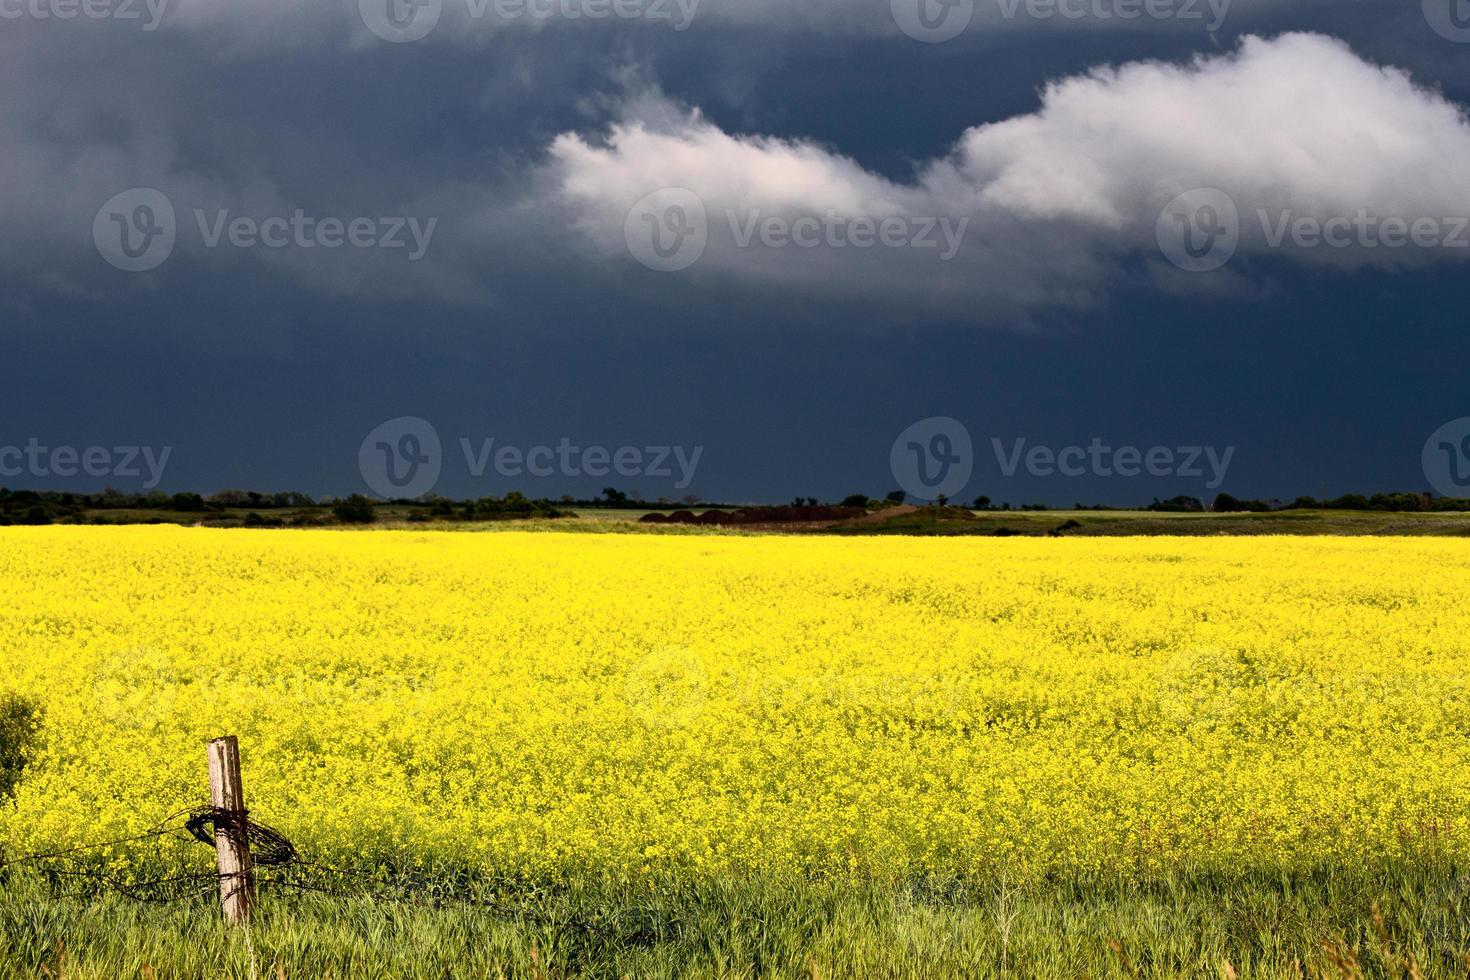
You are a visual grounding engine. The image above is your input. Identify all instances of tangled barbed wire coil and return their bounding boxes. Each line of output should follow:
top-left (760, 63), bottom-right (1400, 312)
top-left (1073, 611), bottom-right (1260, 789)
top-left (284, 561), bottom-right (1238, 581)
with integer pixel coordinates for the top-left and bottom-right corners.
top-left (184, 806), bottom-right (298, 868)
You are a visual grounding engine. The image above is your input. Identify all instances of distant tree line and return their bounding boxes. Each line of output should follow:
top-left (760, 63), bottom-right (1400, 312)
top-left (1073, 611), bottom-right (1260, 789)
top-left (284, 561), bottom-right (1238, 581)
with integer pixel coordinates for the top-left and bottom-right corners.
top-left (1155, 492), bottom-right (1470, 513)
top-left (5, 484), bottom-right (1470, 528)
top-left (554, 488), bottom-right (707, 509)
top-left (0, 487), bottom-right (573, 528)
top-left (846, 489), bottom-right (1470, 514)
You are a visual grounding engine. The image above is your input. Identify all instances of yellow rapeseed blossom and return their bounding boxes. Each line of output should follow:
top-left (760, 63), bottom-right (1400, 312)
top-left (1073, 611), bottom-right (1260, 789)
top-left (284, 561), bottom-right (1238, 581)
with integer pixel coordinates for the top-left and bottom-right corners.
top-left (2, 527), bottom-right (1468, 883)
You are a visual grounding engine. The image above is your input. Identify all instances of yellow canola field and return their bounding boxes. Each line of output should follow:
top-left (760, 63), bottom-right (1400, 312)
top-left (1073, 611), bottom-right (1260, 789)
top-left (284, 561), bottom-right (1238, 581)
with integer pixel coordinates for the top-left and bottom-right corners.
top-left (2, 527), bottom-right (1468, 882)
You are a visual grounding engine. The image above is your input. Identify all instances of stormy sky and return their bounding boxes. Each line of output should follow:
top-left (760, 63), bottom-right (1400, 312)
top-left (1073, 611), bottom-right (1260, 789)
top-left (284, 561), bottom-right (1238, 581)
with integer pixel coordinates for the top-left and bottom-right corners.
top-left (4, 0), bottom-right (1470, 505)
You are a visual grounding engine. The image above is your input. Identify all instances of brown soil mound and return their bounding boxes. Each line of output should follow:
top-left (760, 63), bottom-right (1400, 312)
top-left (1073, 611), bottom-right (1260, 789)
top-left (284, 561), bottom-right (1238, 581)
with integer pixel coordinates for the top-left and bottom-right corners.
top-left (836, 505), bottom-right (920, 527)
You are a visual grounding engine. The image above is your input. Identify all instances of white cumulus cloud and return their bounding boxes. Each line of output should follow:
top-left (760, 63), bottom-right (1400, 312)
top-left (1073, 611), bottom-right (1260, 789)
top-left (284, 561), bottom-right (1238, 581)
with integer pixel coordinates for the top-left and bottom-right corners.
top-left (546, 33), bottom-right (1470, 317)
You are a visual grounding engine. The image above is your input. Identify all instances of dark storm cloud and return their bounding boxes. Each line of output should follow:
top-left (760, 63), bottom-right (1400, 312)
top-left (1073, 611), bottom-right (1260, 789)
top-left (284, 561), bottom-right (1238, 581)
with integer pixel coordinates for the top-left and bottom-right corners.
top-left (3, 0), bottom-right (1469, 502)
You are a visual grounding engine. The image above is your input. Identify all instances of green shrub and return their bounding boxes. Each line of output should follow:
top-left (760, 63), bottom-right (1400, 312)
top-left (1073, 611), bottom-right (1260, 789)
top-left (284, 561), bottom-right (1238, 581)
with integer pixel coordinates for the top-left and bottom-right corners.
top-left (0, 694), bottom-right (41, 801)
top-left (19, 506), bottom-right (50, 526)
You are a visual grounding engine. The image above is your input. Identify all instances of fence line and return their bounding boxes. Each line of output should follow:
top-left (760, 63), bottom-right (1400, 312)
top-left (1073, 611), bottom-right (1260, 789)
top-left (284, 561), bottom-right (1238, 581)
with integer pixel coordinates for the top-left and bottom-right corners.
top-left (0, 737), bottom-right (653, 940)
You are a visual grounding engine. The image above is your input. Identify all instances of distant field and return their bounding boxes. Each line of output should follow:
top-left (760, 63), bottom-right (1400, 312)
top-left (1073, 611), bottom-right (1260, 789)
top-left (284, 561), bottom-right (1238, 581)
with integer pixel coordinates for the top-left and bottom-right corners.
top-left (3, 528), bottom-right (1470, 976)
top-left (422, 507), bottom-right (1470, 537)
top-left (57, 504), bottom-right (1470, 536)
top-left (834, 507), bottom-right (1470, 537)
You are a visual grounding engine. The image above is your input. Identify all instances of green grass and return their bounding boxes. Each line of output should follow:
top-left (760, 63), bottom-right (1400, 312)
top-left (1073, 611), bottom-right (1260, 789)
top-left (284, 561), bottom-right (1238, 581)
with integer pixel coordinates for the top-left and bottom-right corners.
top-left (4, 867), bottom-right (1470, 978)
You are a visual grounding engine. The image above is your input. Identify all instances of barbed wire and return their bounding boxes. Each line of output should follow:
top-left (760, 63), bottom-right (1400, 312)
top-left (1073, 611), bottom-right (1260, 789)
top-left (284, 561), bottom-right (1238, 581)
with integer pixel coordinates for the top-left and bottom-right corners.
top-left (0, 807), bottom-right (196, 871)
top-left (0, 806), bottom-right (665, 941)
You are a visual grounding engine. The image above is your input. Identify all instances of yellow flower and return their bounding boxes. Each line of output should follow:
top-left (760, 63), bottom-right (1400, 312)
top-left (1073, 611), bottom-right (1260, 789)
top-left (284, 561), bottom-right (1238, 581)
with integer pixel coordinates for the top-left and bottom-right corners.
top-left (2, 527), bottom-right (1467, 883)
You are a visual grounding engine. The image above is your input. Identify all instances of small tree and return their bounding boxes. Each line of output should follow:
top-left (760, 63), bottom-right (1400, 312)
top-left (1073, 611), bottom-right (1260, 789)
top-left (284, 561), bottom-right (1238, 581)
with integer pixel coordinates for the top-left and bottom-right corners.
top-left (332, 494), bottom-right (377, 524)
top-left (1149, 496), bottom-right (1204, 513)
top-left (19, 506), bottom-right (50, 526)
top-left (1212, 493), bottom-right (1239, 512)
top-left (171, 492), bottom-right (206, 512)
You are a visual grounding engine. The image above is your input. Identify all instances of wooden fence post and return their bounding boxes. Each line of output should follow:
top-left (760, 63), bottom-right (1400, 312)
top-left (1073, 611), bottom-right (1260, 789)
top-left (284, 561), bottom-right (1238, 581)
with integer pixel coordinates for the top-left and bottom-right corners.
top-left (207, 736), bottom-right (255, 926)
